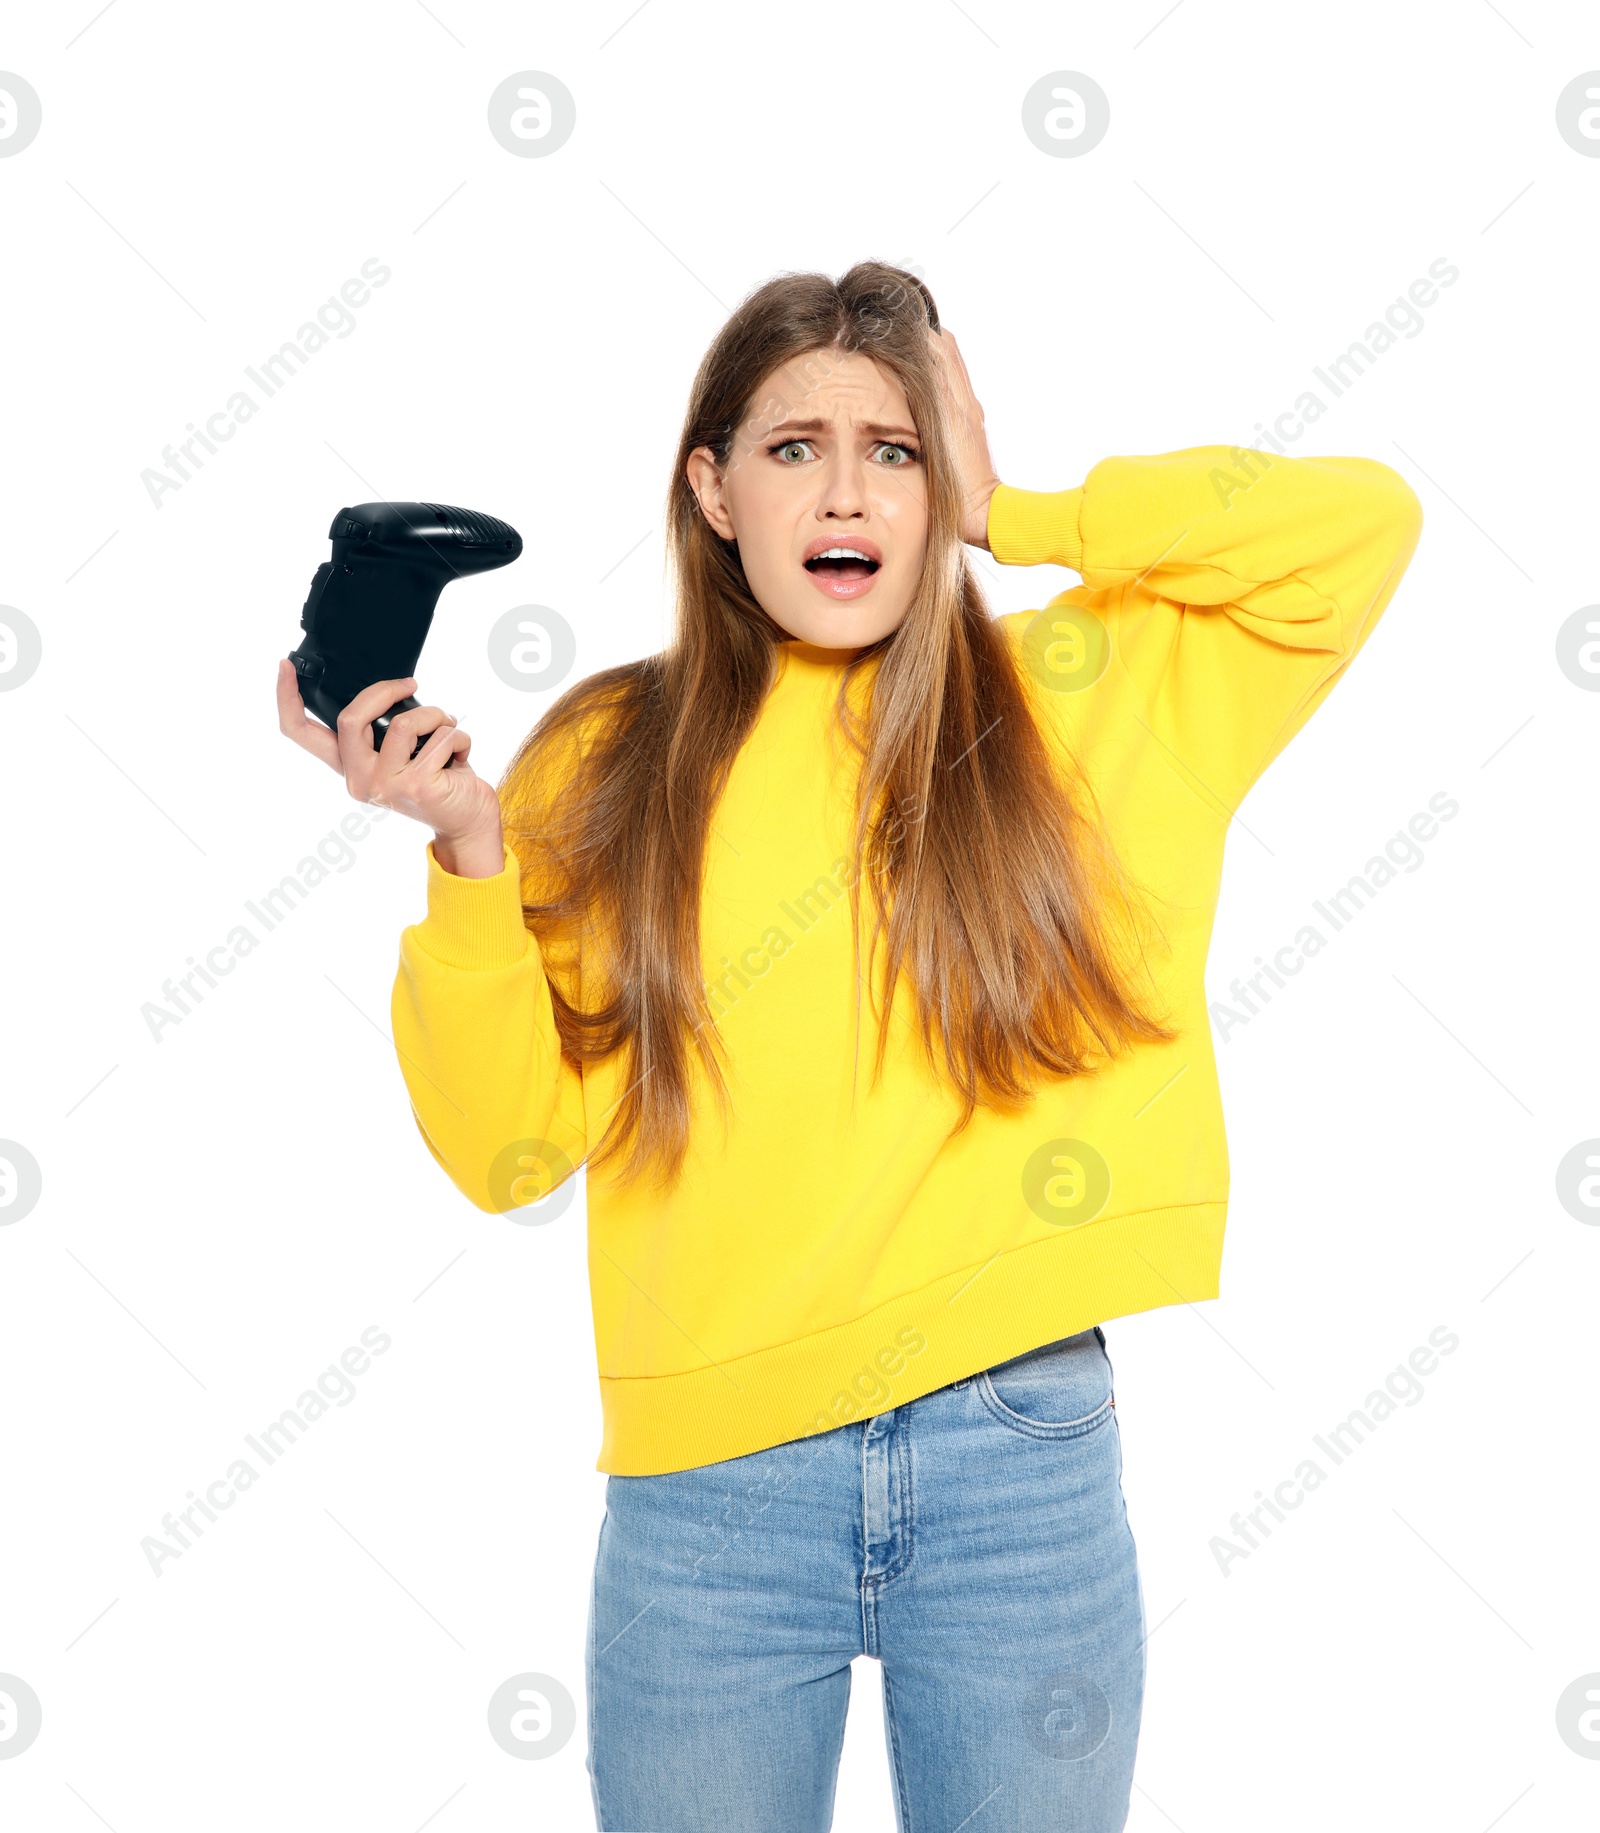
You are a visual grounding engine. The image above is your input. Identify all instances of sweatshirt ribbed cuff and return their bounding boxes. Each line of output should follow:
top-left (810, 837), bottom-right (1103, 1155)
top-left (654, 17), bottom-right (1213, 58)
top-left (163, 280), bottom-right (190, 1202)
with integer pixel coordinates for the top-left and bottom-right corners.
top-left (987, 482), bottom-right (1086, 573)
top-left (418, 840), bottom-right (531, 970)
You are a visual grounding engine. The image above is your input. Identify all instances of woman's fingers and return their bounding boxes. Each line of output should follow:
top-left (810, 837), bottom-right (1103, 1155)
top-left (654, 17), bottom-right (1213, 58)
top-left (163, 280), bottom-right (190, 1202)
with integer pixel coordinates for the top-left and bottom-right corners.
top-left (376, 701), bottom-right (448, 756)
top-left (928, 327), bottom-right (1000, 548)
top-left (335, 676), bottom-right (417, 788)
top-left (945, 329), bottom-right (976, 393)
top-left (276, 658), bottom-right (342, 769)
top-left (404, 715), bottom-right (462, 777)
top-left (428, 720), bottom-right (470, 765)
top-left (372, 705), bottom-right (469, 807)
top-left (932, 326), bottom-right (981, 419)
top-left (421, 724), bottom-right (472, 787)
top-left (941, 325), bottom-right (972, 382)
top-left (383, 719), bottom-right (482, 827)
top-left (279, 667), bottom-right (477, 811)
top-left (337, 676), bottom-right (417, 748)
top-left (278, 659), bottom-right (496, 844)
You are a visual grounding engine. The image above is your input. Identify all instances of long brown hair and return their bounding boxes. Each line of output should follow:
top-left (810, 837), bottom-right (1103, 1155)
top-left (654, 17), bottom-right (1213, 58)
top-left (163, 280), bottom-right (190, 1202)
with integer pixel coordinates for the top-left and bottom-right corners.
top-left (499, 261), bottom-right (1176, 1189)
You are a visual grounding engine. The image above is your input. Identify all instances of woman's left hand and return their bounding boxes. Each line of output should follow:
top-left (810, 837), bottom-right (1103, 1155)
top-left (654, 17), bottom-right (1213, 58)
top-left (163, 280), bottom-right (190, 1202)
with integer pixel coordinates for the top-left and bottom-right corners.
top-left (929, 327), bottom-right (1002, 549)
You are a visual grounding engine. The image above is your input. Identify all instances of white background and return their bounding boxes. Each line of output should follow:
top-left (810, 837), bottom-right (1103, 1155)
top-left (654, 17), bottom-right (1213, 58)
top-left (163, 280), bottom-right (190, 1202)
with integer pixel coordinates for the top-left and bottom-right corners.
top-left (2, 1), bottom-right (1596, 1827)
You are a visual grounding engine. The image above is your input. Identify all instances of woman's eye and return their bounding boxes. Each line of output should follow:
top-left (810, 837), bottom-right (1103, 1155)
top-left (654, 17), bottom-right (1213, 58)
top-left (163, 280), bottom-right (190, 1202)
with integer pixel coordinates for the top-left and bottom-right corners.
top-left (774, 440), bottom-right (813, 463)
top-left (876, 443), bottom-right (918, 466)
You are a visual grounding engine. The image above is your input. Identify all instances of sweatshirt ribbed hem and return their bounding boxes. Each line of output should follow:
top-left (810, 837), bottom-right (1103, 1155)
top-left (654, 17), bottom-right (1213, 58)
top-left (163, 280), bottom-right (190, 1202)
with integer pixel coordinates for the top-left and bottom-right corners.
top-left (416, 840), bottom-right (531, 970)
top-left (988, 482), bottom-right (1086, 572)
top-left (595, 1200), bottom-right (1226, 1474)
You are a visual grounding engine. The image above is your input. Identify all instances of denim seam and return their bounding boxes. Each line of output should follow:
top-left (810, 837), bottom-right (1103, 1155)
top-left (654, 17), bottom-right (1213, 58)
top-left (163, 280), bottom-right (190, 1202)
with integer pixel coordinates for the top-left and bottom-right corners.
top-left (587, 1510), bottom-right (607, 1830)
top-left (974, 1371), bottom-right (1115, 1441)
top-left (875, 1413), bottom-right (916, 1589)
top-left (1121, 1424), bottom-right (1148, 1707)
top-left (859, 1423), bottom-right (879, 1656)
top-left (881, 1666), bottom-right (916, 1833)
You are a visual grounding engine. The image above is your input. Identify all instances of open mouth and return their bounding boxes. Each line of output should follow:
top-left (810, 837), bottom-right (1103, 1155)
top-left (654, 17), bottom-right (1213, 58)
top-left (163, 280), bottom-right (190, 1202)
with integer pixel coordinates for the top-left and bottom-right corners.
top-left (802, 542), bottom-right (882, 599)
top-left (804, 546), bottom-right (880, 580)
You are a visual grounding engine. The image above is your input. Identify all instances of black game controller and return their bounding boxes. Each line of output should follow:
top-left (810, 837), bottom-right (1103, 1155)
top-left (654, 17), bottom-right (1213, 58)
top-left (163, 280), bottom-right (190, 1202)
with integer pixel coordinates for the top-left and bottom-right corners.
top-left (288, 502), bottom-right (523, 758)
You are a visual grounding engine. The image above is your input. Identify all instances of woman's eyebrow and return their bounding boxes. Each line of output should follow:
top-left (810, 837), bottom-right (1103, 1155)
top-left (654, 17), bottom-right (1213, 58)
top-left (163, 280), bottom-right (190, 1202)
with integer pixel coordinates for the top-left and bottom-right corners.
top-left (767, 416), bottom-right (921, 441)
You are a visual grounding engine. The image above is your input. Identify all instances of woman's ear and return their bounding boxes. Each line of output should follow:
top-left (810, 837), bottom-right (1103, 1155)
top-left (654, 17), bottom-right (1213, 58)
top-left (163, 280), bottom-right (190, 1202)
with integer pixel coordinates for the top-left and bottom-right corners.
top-left (686, 447), bottom-right (736, 541)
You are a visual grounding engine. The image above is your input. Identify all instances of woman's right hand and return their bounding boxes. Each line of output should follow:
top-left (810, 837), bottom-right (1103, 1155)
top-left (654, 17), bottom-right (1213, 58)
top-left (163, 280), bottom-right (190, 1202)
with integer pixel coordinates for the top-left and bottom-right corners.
top-left (276, 660), bottom-right (506, 878)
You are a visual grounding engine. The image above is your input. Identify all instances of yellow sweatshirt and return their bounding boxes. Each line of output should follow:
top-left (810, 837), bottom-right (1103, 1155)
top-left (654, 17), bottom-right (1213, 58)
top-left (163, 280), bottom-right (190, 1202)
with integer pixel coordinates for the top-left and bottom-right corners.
top-left (390, 446), bottom-right (1423, 1475)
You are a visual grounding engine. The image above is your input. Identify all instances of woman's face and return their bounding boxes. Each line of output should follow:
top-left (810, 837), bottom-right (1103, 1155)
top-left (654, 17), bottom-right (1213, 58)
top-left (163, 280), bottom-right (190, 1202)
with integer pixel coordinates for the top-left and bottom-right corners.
top-left (686, 348), bottom-right (929, 650)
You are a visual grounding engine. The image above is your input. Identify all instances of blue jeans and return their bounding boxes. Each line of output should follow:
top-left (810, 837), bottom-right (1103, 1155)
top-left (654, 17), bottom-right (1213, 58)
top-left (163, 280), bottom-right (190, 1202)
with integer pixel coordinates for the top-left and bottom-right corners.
top-left (586, 1326), bottom-right (1145, 1831)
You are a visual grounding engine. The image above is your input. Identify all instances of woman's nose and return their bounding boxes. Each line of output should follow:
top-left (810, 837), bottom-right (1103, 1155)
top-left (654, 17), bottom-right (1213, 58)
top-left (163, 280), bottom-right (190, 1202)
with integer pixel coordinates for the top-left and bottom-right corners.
top-left (816, 455), bottom-right (868, 519)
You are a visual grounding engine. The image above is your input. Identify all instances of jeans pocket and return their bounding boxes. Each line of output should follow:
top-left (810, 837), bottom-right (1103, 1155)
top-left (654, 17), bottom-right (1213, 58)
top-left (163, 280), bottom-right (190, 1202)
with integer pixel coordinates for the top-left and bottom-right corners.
top-left (975, 1326), bottom-right (1115, 1439)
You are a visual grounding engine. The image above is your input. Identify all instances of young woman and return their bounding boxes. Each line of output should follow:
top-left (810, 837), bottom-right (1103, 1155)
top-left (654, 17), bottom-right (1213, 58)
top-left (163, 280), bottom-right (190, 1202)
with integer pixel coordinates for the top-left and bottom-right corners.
top-left (278, 262), bottom-right (1423, 1832)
